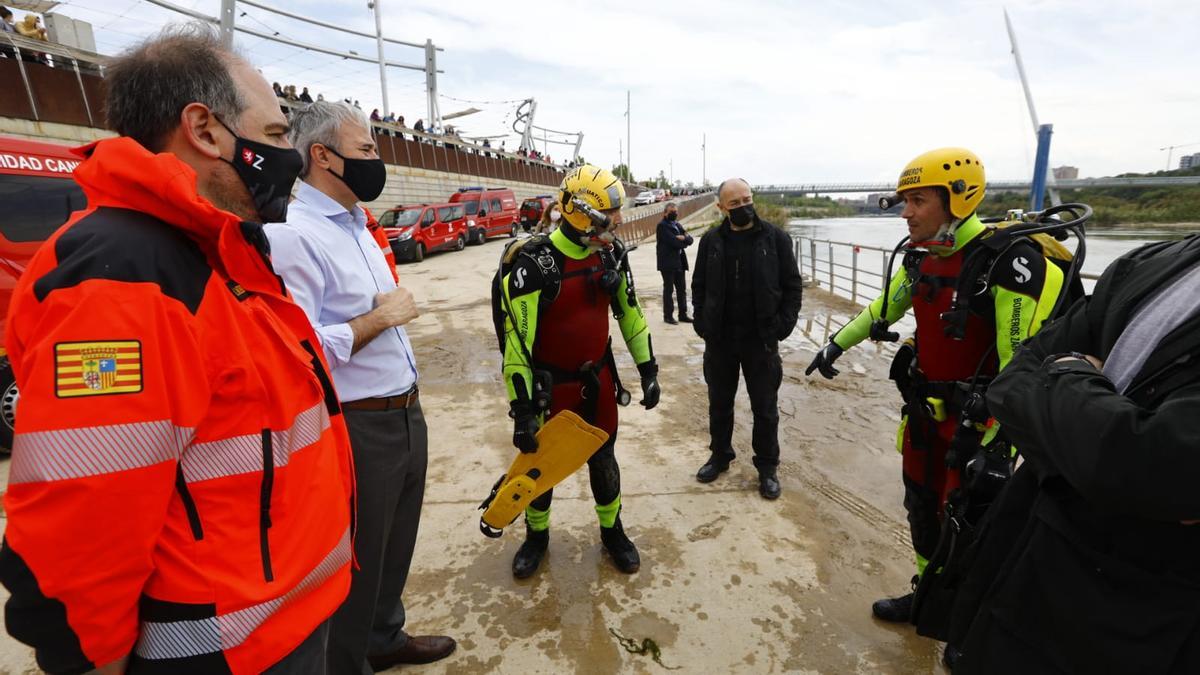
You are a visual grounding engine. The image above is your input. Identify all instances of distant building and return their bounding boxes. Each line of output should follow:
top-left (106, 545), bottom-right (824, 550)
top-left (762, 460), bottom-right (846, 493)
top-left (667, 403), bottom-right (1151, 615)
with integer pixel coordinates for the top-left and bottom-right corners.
top-left (1053, 166), bottom-right (1079, 180)
top-left (1181, 153), bottom-right (1200, 170)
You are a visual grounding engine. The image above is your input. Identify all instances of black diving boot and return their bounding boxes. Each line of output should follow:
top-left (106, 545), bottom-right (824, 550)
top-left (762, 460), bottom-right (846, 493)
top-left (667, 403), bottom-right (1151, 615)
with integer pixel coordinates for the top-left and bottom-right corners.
top-left (871, 591), bottom-right (914, 622)
top-left (600, 518), bottom-right (640, 574)
top-left (512, 525), bottom-right (548, 579)
top-left (871, 576), bottom-right (917, 622)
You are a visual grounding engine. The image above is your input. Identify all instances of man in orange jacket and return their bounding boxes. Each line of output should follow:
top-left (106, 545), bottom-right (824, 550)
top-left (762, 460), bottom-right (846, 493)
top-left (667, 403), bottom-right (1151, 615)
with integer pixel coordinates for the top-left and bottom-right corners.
top-left (0, 24), bottom-right (355, 674)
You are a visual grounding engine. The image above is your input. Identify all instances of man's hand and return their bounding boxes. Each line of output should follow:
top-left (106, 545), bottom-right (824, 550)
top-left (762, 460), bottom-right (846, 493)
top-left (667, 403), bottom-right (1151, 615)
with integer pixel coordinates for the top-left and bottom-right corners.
top-left (510, 403), bottom-right (539, 453)
top-left (640, 376), bottom-right (661, 409)
top-left (805, 342), bottom-right (844, 379)
top-left (637, 359), bottom-right (660, 409)
top-left (373, 287), bottom-right (419, 328)
top-left (675, 234), bottom-right (686, 241)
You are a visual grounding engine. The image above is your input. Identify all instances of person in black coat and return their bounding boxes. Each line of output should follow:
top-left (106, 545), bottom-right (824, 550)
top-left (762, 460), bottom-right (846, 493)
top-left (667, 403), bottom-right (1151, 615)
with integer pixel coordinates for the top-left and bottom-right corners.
top-left (691, 178), bottom-right (803, 499)
top-left (952, 235), bottom-right (1200, 674)
top-left (656, 202), bottom-right (694, 324)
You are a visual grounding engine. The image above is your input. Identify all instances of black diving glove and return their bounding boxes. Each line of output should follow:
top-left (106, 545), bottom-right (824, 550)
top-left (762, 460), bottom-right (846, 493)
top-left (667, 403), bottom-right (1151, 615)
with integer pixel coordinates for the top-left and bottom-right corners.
top-left (637, 359), bottom-right (661, 410)
top-left (509, 402), bottom-right (539, 453)
top-left (805, 342), bottom-right (844, 379)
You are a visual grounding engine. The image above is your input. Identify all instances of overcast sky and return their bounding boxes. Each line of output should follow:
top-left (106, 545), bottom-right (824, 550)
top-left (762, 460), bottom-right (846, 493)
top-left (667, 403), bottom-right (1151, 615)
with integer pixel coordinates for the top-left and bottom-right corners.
top-left (37, 0), bottom-right (1200, 185)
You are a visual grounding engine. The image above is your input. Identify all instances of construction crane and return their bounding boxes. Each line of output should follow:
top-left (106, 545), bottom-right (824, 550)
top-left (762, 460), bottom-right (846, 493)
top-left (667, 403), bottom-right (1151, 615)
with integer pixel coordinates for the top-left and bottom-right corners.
top-left (1160, 142), bottom-right (1200, 171)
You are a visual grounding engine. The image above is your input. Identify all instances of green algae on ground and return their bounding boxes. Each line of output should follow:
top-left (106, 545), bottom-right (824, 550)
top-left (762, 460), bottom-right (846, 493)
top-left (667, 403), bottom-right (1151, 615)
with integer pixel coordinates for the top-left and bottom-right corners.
top-left (609, 628), bottom-right (681, 670)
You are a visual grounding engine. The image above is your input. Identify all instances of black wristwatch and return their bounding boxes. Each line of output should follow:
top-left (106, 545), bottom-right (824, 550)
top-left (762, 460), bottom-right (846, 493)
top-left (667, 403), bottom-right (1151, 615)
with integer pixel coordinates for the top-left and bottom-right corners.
top-left (1043, 351), bottom-right (1096, 370)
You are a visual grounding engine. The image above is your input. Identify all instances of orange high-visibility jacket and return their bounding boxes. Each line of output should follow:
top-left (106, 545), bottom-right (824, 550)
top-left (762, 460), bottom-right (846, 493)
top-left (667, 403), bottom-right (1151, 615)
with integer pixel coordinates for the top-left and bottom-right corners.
top-left (364, 207), bottom-right (400, 284)
top-left (0, 138), bottom-right (355, 674)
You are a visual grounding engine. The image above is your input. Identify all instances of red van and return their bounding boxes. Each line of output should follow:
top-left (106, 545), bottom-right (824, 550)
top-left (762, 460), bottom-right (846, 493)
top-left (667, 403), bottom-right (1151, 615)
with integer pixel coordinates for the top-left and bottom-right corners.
top-left (380, 202), bottom-right (469, 262)
top-left (518, 194), bottom-right (555, 233)
top-left (449, 186), bottom-right (518, 244)
top-left (0, 136), bottom-right (87, 452)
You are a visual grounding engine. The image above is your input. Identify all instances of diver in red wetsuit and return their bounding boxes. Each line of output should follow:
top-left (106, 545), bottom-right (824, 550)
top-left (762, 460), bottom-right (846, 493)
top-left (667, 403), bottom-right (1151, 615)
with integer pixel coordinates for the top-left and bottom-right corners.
top-left (499, 165), bottom-right (660, 578)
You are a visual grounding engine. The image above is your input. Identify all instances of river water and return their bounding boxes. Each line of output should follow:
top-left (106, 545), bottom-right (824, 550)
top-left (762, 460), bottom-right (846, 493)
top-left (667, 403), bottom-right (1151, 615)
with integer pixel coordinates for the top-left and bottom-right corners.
top-left (788, 216), bottom-right (1196, 290)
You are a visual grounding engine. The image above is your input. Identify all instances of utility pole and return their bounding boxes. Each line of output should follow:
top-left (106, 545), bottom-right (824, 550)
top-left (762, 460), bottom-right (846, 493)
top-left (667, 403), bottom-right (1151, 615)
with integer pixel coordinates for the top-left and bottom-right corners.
top-left (369, 0), bottom-right (389, 117)
top-left (618, 139), bottom-right (623, 177)
top-left (669, 158), bottom-right (673, 186)
top-left (701, 133), bottom-right (706, 187)
top-left (625, 90), bottom-right (631, 184)
top-left (424, 38), bottom-right (441, 131)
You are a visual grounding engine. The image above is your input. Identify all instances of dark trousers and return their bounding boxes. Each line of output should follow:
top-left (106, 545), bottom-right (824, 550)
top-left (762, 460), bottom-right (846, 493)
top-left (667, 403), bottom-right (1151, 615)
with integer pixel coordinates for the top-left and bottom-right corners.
top-left (660, 270), bottom-right (688, 320)
top-left (703, 336), bottom-right (783, 471)
top-left (264, 620), bottom-right (330, 674)
top-left (328, 402), bottom-right (428, 675)
top-left (529, 431), bottom-right (620, 513)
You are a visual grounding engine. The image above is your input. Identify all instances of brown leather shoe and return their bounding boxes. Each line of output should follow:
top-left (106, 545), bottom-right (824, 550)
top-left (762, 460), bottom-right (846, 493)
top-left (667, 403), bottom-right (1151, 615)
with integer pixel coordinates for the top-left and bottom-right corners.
top-left (368, 635), bottom-right (456, 670)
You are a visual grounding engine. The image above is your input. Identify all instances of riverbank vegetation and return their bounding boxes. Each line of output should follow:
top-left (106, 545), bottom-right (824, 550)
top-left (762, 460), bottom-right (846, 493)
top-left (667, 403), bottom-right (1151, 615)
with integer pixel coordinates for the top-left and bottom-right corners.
top-left (756, 194), bottom-right (857, 219)
top-left (983, 183), bottom-right (1200, 226)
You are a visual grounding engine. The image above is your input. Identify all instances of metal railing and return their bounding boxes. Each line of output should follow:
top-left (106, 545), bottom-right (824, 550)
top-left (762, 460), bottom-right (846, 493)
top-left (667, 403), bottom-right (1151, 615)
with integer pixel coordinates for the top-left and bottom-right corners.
top-left (793, 236), bottom-right (895, 306)
top-left (1, 32), bottom-right (107, 127)
top-left (621, 194), bottom-right (716, 243)
top-left (793, 235), bottom-right (1101, 307)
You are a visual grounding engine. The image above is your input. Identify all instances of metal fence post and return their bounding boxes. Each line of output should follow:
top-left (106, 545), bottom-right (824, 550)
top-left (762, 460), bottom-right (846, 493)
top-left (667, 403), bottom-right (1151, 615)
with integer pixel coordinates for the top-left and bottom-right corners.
top-left (827, 242), bottom-right (834, 291)
top-left (810, 240), bottom-right (817, 282)
top-left (851, 246), bottom-right (859, 304)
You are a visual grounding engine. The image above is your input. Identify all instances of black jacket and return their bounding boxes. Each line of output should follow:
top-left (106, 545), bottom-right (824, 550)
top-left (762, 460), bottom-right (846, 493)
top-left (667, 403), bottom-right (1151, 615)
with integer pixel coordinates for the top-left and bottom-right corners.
top-left (690, 215), bottom-right (803, 343)
top-left (956, 235), bottom-right (1200, 674)
top-left (656, 218), bottom-right (693, 272)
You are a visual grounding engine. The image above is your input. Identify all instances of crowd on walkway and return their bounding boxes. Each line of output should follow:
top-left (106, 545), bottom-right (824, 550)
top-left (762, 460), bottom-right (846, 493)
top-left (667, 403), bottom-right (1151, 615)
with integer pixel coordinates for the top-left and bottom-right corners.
top-left (1, 7), bottom-right (51, 64)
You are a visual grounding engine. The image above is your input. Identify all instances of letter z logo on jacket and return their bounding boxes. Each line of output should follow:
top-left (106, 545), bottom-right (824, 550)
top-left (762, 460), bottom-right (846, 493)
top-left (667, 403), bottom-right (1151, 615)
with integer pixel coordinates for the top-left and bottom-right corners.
top-left (54, 340), bottom-right (143, 397)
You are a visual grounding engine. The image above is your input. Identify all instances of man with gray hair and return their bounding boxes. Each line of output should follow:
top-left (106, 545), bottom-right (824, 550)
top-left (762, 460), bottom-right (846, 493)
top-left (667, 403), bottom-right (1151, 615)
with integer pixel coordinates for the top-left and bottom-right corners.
top-left (266, 101), bottom-right (455, 673)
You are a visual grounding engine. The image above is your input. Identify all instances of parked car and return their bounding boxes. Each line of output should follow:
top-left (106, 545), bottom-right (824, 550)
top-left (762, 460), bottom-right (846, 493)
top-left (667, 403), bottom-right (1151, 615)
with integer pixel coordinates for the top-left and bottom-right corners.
top-left (518, 194), bottom-right (555, 233)
top-left (379, 202), bottom-right (468, 262)
top-left (633, 189), bottom-right (657, 206)
top-left (0, 136), bottom-right (86, 453)
top-left (449, 186), bottom-right (518, 244)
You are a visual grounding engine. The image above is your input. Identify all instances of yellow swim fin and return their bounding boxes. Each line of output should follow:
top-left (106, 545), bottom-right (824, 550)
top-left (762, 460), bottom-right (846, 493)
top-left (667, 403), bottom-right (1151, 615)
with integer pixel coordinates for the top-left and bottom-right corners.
top-left (479, 410), bottom-right (610, 537)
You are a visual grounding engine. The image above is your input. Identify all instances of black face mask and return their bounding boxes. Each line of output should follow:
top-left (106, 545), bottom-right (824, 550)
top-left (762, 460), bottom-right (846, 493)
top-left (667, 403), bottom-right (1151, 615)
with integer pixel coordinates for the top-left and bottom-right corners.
top-left (728, 204), bottom-right (756, 228)
top-left (215, 115), bottom-right (303, 223)
top-left (665, 212), bottom-right (678, 221)
top-left (325, 146), bottom-right (387, 202)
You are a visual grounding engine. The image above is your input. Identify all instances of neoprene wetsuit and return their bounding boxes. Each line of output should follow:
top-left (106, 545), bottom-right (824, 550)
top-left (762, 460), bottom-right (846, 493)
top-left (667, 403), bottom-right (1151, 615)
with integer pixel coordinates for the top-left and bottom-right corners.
top-left (832, 214), bottom-right (1066, 574)
top-left (501, 227), bottom-right (654, 529)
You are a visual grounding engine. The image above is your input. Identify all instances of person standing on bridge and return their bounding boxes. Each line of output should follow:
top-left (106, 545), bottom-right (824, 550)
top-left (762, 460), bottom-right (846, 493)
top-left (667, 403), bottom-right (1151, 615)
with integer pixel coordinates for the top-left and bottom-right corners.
top-left (692, 178), bottom-right (803, 500)
top-left (265, 101), bottom-right (456, 672)
top-left (804, 148), bottom-right (1069, 626)
top-left (656, 201), bottom-right (694, 325)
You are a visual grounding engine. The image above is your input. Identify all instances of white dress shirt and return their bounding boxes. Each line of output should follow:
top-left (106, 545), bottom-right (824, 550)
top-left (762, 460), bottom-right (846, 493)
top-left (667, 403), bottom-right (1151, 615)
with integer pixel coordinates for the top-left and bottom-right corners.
top-left (266, 181), bottom-right (418, 401)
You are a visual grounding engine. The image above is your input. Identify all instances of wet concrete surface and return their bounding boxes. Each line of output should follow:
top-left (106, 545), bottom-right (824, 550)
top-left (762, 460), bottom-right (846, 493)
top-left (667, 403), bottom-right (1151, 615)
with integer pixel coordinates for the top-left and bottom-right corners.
top-left (0, 210), bottom-right (948, 673)
top-left (391, 215), bottom-right (945, 674)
